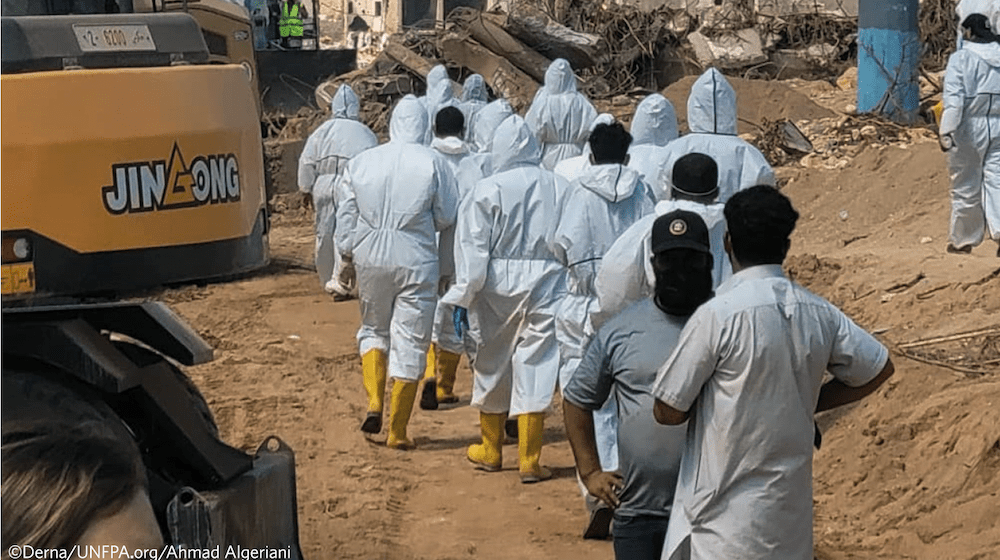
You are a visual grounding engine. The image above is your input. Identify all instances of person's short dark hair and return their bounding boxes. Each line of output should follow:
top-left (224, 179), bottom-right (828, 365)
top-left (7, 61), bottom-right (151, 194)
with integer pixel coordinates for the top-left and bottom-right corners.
top-left (724, 185), bottom-right (799, 266)
top-left (2, 425), bottom-right (146, 548)
top-left (671, 153), bottom-right (718, 202)
top-left (434, 106), bottom-right (465, 137)
top-left (589, 122), bottom-right (632, 164)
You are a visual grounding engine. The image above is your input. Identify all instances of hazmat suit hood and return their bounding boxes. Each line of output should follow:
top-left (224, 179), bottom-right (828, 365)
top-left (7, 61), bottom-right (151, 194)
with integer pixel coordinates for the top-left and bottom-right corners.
top-left (490, 115), bottom-right (542, 172)
top-left (426, 64), bottom-right (450, 94)
top-left (390, 95), bottom-right (430, 144)
top-left (579, 164), bottom-right (643, 203)
top-left (331, 84), bottom-right (361, 120)
top-left (544, 58), bottom-right (577, 94)
top-left (461, 74), bottom-right (488, 103)
top-left (688, 68), bottom-right (738, 135)
top-left (966, 40), bottom-right (1000, 67)
top-left (957, 0), bottom-right (1000, 45)
top-left (631, 94), bottom-right (678, 146)
top-left (470, 98), bottom-right (514, 152)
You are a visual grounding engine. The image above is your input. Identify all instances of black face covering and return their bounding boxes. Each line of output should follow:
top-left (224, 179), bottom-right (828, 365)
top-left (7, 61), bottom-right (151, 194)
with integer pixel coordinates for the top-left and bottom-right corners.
top-left (652, 251), bottom-right (714, 316)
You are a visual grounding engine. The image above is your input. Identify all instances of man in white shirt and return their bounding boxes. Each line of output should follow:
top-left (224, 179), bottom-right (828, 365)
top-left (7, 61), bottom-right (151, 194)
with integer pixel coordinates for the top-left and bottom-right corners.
top-left (652, 185), bottom-right (895, 560)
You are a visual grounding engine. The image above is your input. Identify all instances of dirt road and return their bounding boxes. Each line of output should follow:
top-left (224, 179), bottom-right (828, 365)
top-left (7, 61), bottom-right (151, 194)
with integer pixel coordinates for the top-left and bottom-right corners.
top-left (162, 132), bottom-right (999, 559)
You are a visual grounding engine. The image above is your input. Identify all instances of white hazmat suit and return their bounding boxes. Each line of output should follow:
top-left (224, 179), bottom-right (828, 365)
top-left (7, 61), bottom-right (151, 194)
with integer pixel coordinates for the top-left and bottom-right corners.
top-left (939, 36), bottom-right (1000, 250)
top-left (628, 94), bottom-right (679, 188)
top-left (459, 74), bottom-right (489, 134)
top-left (653, 69), bottom-right (775, 203)
top-left (553, 161), bottom-right (655, 493)
top-left (552, 113), bottom-right (615, 183)
top-left (297, 85), bottom-right (378, 292)
top-left (526, 59), bottom-right (598, 170)
top-left (594, 199), bottom-right (728, 330)
top-left (441, 115), bottom-right (568, 416)
top-left (336, 95), bottom-right (460, 381)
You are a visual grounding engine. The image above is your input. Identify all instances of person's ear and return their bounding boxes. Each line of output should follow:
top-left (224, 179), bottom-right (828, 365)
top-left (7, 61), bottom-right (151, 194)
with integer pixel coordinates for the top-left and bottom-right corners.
top-left (623, 154), bottom-right (630, 166)
top-left (724, 232), bottom-right (732, 254)
top-left (589, 153), bottom-right (596, 165)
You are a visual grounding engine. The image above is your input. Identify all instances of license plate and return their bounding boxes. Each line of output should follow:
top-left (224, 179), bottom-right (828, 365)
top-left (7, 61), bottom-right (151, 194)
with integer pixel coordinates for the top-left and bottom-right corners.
top-left (1, 262), bottom-right (36, 295)
top-left (73, 24), bottom-right (157, 52)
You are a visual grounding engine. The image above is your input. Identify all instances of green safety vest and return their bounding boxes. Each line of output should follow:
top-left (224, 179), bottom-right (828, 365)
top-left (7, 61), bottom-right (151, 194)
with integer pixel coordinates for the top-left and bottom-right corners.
top-left (279, 3), bottom-right (303, 38)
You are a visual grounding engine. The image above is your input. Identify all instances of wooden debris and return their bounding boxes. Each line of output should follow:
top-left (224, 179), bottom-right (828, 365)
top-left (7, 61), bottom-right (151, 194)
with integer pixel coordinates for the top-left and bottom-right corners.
top-left (898, 328), bottom-right (1000, 350)
top-left (383, 36), bottom-right (437, 79)
top-left (438, 34), bottom-right (539, 112)
top-left (886, 273), bottom-right (926, 294)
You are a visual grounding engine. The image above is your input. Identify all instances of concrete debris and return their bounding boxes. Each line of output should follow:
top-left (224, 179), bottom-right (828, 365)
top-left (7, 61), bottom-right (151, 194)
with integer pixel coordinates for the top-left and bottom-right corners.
top-left (439, 34), bottom-right (539, 112)
top-left (687, 29), bottom-right (767, 69)
top-left (488, 3), bottom-right (605, 69)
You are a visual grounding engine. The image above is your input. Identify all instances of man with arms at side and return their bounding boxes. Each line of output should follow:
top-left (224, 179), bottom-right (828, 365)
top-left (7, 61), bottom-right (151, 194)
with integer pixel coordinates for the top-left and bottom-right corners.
top-left (653, 185), bottom-right (895, 560)
top-left (564, 210), bottom-right (715, 558)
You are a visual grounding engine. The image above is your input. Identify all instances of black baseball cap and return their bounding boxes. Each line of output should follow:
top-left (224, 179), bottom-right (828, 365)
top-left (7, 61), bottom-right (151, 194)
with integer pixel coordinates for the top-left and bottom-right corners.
top-left (672, 153), bottom-right (719, 198)
top-left (651, 210), bottom-right (711, 254)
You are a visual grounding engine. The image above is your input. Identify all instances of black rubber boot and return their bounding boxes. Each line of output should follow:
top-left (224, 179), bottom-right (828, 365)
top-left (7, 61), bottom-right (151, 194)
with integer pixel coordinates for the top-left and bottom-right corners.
top-left (361, 412), bottom-right (382, 434)
top-left (419, 379), bottom-right (439, 411)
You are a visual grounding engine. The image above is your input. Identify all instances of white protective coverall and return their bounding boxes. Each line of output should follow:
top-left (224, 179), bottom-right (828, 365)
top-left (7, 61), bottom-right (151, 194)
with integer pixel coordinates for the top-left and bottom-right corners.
top-left (939, 38), bottom-right (1000, 249)
top-left (297, 85), bottom-right (378, 291)
top-left (467, 98), bottom-right (515, 153)
top-left (336, 95), bottom-right (460, 380)
top-left (441, 115), bottom-right (569, 415)
top-left (553, 162), bottom-right (655, 477)
top-left (652, 69), bottom-right (775, 203)
top-left (552, 113), bottom-right (615, 182)
top-left (459, 74), bottom-right (489, 133)
top-left (593, 199), bottom-right (728, 330)
top-left (628, 94), bottom-right (679, 188)
top-left (526, 59), bottom-right (598, 170)
top-left (430, 134), bottom-right (473, 354)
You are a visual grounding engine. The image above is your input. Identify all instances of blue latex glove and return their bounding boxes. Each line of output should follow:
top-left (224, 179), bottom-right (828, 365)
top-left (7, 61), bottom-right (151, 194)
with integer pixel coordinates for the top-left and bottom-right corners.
top-left (453, 306), bottom-right (469, 338)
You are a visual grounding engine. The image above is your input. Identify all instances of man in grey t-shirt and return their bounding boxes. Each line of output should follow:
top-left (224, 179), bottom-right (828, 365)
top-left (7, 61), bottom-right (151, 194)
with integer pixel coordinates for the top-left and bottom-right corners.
top-left (563, 209), bottom-right (716, 559)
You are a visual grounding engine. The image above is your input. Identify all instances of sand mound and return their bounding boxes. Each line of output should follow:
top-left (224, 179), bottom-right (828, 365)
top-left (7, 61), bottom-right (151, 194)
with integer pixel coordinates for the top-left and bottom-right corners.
top-left (662, 75), bottom-right (837, 134)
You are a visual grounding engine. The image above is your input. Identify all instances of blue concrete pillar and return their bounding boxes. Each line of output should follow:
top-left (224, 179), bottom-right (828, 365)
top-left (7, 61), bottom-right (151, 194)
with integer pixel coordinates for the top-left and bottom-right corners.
top-left (858, 0), bottom-right (921, 124)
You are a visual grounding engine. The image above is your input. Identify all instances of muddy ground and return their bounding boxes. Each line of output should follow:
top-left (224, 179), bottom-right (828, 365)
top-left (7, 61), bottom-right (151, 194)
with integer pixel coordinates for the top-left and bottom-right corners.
top-left (158, 78), bottom-right (1000, 559)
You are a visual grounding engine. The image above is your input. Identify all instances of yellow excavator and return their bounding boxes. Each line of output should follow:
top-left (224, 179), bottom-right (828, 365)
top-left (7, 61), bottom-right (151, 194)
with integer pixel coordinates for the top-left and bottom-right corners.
top-left (2, 0), bottom-right (306, 552)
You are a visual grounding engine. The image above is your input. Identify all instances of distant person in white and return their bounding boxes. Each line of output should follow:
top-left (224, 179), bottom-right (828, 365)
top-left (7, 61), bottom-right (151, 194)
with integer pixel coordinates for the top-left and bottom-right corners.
top-left (652, 185), bottom-right (895, 560)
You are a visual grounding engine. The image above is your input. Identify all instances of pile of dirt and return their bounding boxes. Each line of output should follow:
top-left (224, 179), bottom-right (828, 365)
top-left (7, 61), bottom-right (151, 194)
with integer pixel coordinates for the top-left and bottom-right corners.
top-left (661, 74), bottom-right (837, 134)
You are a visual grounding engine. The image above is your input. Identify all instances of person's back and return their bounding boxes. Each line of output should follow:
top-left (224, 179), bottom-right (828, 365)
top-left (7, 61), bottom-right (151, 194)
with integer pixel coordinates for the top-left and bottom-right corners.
top-left (939, 14), bottom-right (1000, 254)
top-left (654, 68), bottom-right (775, 203)
top-left (627, 94), bottom-right (678, 189)
top-left (553, 113), bottom-right (615, 183)
top-left (459, 74), bottom-right (488, 136)
top-left (338, 96), bottom-right (456, 271)
top-left (652, 186), bottom-right (893, 560)
top-left (526, 59), bottom-right (598, 170)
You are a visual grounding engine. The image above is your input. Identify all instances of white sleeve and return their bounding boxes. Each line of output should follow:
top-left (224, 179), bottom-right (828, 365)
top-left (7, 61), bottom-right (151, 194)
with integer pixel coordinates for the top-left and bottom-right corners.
top-left (440, 183), bottom-right (497, 309)
top-left (592, 216), bottom-right (654, 329)
top-left (334, 165), bottom-right (358, 258)
top-left (298, 133), bottom-right (321, 193)
top-left (651, 307), bottom-right (722, 412)
top-left (826, 307), bottom-right (890, 388)
top-left (939, 52), bottom-right (966, 137)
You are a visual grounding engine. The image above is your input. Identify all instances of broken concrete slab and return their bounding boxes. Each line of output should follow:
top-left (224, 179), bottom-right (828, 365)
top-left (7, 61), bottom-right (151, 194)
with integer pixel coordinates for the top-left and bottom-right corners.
top-left (687, 29), bottom-right (767, 69)
top-left (484, 3), bottom-right (604, 69)
top-left (461, 11), bottom-right (551, 83)
top-left (439, 34), bottom-right (539, 112)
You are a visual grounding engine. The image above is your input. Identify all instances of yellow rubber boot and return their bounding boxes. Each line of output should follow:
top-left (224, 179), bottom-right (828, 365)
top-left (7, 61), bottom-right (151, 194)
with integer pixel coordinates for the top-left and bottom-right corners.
top-left (386, 379), bottom-right (418, 450)
top-left (436, 349), bottom-right (462, 404)
top-left (420, 344), bottom-right (439, 410)
top-left (360, 350), bottom-right (387, 434)
top-left (467, 412), bottom-right (504, 472)
top-left (518, 413), bottom-right (552, 483)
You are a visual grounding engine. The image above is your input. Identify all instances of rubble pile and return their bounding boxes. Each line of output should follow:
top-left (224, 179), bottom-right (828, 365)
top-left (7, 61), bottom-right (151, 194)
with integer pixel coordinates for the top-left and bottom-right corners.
top-left (789, 113), bottom-right (936, 170)
top-left (920, 0), bottom-right (958, 72)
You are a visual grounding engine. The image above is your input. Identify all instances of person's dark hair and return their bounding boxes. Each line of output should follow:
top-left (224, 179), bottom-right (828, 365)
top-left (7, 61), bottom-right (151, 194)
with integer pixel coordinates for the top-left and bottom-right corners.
top-left (724, 185), bottom-right (799, 266)
top-left (589, 122), bottom-right (632, 164)
top-left (434, 106), bottom-right (465, 137)
top-left (2, 426), bottom-right (146, 549)
top-left (963, 14), bottom-right (1000, 44)
top-left (670, 152), bottom-right (719, 203)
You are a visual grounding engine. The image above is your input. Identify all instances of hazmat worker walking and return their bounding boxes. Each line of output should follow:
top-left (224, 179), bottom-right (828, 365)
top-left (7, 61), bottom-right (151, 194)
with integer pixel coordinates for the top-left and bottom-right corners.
top-left (277, 0), bottom-right (305, 49)
top-left (939, 12), bottom-right (1000, 256)
top-left (627, 93), bottom-right (679, 188)
top-left (595, 153), bottom-right (728, 329)
top-left (551, 121), bottom-right (655, 538)
top-left (441, 115), bottom-right (569, 483)
top-left (459, 74), bottom-right (489, 137)
top-left (335, 95), bottom-right (460, 449)
top-left (652, 68), bottom-right (774, 203)
top-left (526, 59), bottom-right (598, 170)
top-left (421, 106), bottom-right (475, 411)
top-left (553, 113), bottom-right (615, 183)
top-left (298, 85), bottom-right (378, 298)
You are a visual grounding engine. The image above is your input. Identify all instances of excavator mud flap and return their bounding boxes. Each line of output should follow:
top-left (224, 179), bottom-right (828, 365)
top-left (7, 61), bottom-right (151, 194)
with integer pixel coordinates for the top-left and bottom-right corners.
top-left (167, 436), bottom-right (304, 558)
